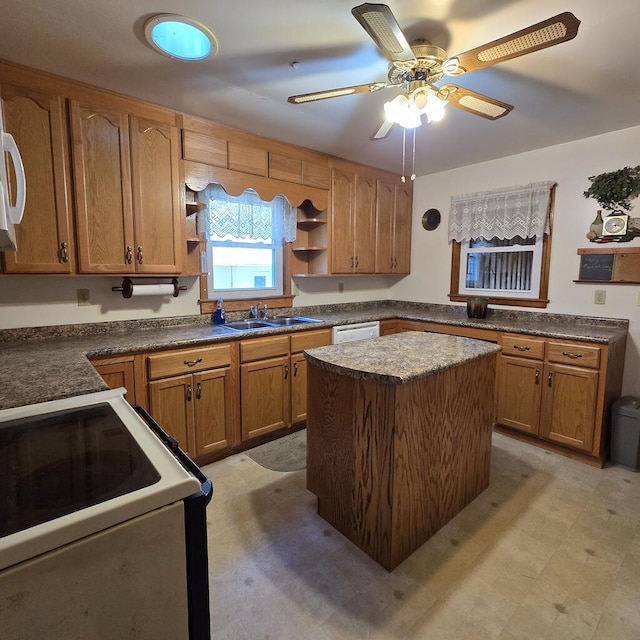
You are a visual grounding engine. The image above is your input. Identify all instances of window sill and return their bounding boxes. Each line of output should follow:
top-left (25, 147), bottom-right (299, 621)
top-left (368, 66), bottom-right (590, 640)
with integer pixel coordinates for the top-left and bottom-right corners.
top-left (448, 294), bottom-right (549, 309)
top-left (199, 295), bottom-right (295, 314)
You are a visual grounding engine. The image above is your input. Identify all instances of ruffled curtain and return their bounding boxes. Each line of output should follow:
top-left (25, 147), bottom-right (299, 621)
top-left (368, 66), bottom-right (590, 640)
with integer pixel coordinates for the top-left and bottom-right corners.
top-left (198, 183), bottom-right (297, 242)
top-left (448, 181), bottom-right (556, 242)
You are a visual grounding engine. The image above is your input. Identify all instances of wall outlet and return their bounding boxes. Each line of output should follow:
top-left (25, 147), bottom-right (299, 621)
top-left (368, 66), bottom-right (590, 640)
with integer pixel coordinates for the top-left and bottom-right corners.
top-left (77, 288), bottom-right (90, 306)
top-left (594, 289), bottom-right (606, 305)
top-left (338, 282), bottom-right (344, 293)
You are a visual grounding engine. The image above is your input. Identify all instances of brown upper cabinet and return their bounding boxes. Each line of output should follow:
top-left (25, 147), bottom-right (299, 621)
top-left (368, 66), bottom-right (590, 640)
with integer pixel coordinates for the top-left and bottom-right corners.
top-left (71, 98), bottom-right (182, 274)
top-left (0, 79), bottom-right (75, 273)
top-left (330, 167), bottom-right (376, 274)
top-left (375, 179), bottom-right (412, 274)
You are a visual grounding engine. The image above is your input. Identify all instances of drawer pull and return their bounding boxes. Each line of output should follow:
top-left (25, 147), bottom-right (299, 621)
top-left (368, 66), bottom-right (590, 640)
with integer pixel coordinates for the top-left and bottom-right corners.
top-left (184, 358), bottom-right (203, 367)
top-left (562, 351), bottom-right (583, 359)
top-left (513, 345), bottom-right (530, 352)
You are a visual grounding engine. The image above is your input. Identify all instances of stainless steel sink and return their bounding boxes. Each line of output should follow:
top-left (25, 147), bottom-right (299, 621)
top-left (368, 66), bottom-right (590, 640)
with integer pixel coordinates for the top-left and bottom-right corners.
top-left (224, 320), bottom-right (275, 331)
top-left (266, 316), bottom-right (321, 326)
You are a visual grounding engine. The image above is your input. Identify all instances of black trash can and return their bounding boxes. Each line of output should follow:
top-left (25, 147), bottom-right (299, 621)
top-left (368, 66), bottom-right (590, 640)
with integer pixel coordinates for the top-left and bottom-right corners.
top-left (610, 396), bottom-right (640, 471)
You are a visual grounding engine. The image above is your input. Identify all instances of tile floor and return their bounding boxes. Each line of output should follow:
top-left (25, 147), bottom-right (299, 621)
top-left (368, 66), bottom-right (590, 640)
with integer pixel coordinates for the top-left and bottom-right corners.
top-left (202, 433), bottom-right (640, 639)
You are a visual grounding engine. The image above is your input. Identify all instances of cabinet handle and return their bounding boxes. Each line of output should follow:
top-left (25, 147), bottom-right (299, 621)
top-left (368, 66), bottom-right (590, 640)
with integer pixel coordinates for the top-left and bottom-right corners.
top-left (535, 369), bottom-right (540, 385)
top-left (562, 351), bottom-right (583, 359)
top-left (186, 384), bottom-right (192, 401)
top-left (184, 358), bottom-right (203, 367)
top-left (126, 245), bottom-right (133, 264)
top-left (355, 256), bottom-right (359, 267)
top-left (294, 362), bottom-right (298, 377)
top-left (547, 372), bottom-right (553, 387)
top-left (513, 345), bottom-right (530, 352)
top-left (350, 256), bottom-right (354, 268)
top-left (196, 382), bottom-right (202, 400)
top-left (393, 257), bottom-right (397, 268)
top-left (59, 242), bottom-right (69, 263)
top-left (284, 364), bottom-right (289, 380)
top-left (137, 246), bottom-right (143, 264)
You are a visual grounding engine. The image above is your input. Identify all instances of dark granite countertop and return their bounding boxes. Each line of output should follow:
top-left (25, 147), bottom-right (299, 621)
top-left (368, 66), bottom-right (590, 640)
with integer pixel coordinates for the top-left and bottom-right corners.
top-left (0, 301), bottom-right (628, 410)
top-left (305, 332), bottom-right (502, 384)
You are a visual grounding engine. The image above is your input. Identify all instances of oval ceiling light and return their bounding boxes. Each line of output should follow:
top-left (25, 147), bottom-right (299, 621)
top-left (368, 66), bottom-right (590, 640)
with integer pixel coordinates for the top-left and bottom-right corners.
top-left (144, 14), bottom-right (218, 61)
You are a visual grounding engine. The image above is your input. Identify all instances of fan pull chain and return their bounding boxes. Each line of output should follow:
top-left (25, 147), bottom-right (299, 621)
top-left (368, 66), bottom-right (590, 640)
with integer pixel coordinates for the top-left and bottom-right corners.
top-left (411, 128), bottom-right (416, 181)
top-left (401, 127), bottom-right (406, 183)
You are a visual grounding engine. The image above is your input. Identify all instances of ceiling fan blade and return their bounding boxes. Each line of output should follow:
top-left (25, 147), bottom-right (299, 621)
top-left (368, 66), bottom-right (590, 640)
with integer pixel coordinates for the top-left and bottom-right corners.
top-left (288, 81), bottom-right (388, 104)
top-left (351, 3), bottom-right (416, 65)
top-left (439, 84), bottom-right (513, 120)
top-left (443, 12), bottom-right (580, 75)
top-left (371, 119), bottom-right (395, 140)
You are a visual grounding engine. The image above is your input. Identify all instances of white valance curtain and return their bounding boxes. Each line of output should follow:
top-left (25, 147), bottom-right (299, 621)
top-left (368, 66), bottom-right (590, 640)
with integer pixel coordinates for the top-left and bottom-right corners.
top-left (198, 183), bottom-right (297, 242)
top-left (448, 181), bottom-right (556, 242)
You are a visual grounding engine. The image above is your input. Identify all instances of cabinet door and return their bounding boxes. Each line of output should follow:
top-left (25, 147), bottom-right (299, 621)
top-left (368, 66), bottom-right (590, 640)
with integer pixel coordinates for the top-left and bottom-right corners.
top-left (331, 168), bottom-right (356, 273)
top-left (148, 374), bottom-right (196, 457)
top-left (539, 363), bottom-right (598, 451)
top-left (93, 359), bottom-right (136, 404)
top-left (374, 179), bottom-right (395, 273)
top-left (353, 173), bottom-right (376, 273)
top-left (241, 356), bottom-right (290, 440)
top-left (130, 116), bottom-right (182, 273)
top-left (393, 183), bottom-right (412, 274)
top-left (1, 85), bottom-right (74, 273)
top-left (193, 368), bottom-right (234, 457)
top-left (290, 353), bottom-right (308, 425)
top-left (70, 100), bottom-right (135, 272)
top-left (495, 355), bottom-right (542, 435)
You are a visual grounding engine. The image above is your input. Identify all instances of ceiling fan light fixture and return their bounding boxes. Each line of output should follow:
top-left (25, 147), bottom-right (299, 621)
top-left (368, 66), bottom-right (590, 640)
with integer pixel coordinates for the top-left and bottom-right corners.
top-left (384, 94), bottom-right (422, 129)
top-left (144, 14), bottom-right (218, 61)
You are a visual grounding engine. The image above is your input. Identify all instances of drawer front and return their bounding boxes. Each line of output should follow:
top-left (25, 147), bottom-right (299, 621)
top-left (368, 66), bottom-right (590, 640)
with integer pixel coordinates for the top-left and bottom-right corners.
top-left (499, 334), bottom-right (545, 360)
top-left (147, 344), bottom-right (232, 380)
top-left (546, 341), bottom-right (601, 369)
top-left (290, 328), bottom-right (332, 353)
top-left (240, 335), bottom-right (290, 363)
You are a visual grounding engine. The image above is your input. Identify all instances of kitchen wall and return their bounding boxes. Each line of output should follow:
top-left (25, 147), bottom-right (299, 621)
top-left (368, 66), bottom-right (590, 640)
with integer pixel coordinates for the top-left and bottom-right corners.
top-left (392, 124), bottom-right (640, 396)
top-left (1, 124), bottom-right (638, 397)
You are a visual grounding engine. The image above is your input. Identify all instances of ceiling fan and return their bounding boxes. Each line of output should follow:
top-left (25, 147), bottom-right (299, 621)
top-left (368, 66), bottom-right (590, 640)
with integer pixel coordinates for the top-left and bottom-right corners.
top-left (288, 3), bottom-right (580, 139)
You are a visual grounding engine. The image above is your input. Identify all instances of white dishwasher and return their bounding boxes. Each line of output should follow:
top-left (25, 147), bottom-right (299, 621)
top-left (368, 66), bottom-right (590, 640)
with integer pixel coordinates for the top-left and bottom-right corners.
top-left (332, 320), bottom-right (380, 344)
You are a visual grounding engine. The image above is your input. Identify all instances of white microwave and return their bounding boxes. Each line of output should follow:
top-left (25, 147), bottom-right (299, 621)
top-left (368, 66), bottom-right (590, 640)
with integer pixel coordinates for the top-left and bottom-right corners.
top-left (0, 99), bottom-right (26, 252)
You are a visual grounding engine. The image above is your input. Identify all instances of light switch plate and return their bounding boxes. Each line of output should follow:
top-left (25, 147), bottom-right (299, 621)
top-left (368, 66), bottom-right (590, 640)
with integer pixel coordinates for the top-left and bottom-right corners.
top-left (77, 289), bottom-right (90, 306)
top-left (594, 289), bottom-right (606, 305)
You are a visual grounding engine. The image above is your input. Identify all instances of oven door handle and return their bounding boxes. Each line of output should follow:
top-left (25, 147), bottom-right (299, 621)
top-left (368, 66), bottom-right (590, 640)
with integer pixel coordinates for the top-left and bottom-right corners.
top-left (132, 405), bottom-right (212, 494)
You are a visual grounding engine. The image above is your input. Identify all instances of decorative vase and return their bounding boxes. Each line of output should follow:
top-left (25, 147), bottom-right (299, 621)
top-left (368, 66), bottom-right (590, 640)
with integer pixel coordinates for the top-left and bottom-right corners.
top-left (590, 210), bottom-right (604, 237)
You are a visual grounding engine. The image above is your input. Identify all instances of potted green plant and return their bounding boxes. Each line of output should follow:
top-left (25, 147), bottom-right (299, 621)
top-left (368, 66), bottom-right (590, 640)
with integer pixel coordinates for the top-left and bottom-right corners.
top-left (583, 165), bottom-right (640, 212)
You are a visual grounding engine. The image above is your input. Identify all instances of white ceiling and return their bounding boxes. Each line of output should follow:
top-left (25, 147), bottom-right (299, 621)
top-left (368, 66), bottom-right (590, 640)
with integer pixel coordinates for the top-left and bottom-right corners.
top-left (1, 0), bottom-right (639, 177)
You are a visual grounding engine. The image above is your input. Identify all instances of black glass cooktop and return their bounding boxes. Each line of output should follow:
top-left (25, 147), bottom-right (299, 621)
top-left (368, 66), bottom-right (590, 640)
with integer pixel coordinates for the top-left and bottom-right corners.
top-left (0, 403), bottom-right (160, 538)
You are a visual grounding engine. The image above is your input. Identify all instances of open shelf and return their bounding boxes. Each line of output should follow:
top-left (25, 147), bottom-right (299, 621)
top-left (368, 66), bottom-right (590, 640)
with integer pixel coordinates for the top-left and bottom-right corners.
top-left (288, 199), bottom-right (329, 276)
top-left (575, 245), bottom-right (640, 283)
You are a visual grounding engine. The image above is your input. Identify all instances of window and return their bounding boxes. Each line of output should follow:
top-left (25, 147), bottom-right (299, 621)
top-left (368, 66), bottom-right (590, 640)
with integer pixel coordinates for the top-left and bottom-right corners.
top-left (449, 182), bottom-right (555, 308)
top-left (459, 235), bottom-right (543, 299)
top-left (200, 185), bottom-right (295, 300)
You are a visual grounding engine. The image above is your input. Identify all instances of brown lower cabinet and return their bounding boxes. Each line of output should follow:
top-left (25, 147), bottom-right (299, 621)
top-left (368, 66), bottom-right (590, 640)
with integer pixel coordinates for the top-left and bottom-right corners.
top-left (239, 329), bottom-right (332, 441)
top-left (146, 343), bottom-right (239, 460)
top-left (393, 321), bottom-right (625, 466)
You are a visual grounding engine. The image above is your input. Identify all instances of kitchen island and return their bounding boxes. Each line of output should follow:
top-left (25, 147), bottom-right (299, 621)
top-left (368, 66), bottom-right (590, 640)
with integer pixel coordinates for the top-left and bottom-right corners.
top-left (305, 331), bottom-right (501, 570)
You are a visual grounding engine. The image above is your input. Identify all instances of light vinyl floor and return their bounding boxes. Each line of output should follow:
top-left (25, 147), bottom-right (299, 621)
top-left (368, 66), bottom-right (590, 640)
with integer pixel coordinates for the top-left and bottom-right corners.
top-left (202, 433), bottom-right (640, 639)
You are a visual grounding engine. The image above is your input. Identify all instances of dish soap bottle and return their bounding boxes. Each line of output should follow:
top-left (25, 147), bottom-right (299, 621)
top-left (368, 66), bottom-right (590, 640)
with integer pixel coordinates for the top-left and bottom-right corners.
top-left (214, 298), bottom-right (226, 325)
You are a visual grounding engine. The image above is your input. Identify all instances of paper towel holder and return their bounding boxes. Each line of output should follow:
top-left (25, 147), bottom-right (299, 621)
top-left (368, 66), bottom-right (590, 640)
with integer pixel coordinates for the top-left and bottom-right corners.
top-left (112, 277), bottom-right (186, 299)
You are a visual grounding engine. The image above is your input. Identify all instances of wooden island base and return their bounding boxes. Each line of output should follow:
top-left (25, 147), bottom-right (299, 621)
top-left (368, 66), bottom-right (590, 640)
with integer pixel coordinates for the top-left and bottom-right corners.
top-left (307, 350), bottom-right (496, 571)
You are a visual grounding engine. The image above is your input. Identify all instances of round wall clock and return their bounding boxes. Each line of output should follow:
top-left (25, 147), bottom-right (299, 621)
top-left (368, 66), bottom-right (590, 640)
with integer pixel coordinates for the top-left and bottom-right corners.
top-left (422, 208), bottom-right (441, 231)
top-left (602, 214), bottom-right (628, 236)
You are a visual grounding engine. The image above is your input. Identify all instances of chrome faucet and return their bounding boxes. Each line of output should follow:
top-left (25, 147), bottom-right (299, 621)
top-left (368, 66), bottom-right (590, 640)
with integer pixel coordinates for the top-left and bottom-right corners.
top-left (259, 303), bottom-right (268, 320)
top-left (248, 305), bottom-right (258, 319)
